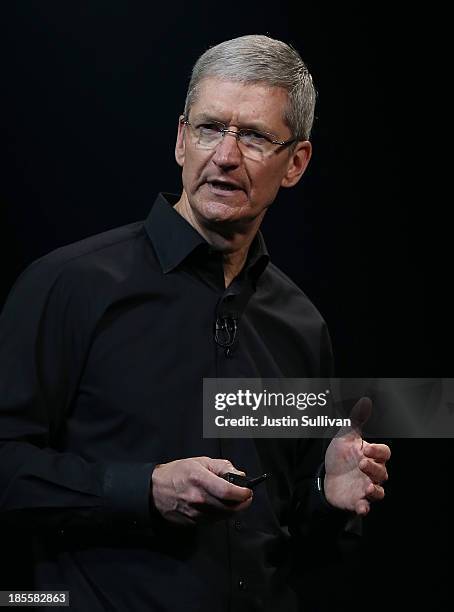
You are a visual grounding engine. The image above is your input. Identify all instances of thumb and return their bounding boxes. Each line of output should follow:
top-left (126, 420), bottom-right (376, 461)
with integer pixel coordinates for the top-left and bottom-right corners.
top-left (349, 396), bottom-right (373, 432)
top-left (335, 396), bottom-right (373, 441)
top-left (204, 458), bottom-right (246, 477)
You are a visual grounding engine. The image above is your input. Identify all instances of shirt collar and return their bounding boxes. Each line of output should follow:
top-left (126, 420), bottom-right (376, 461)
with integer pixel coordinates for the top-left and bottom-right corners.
top-left (144, 193), bottom-right (206, 274)
top-left (144, 193), bottom-right (270, 283)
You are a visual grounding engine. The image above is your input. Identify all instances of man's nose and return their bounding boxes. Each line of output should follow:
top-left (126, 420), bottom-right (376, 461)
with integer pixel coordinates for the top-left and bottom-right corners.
top-left (212, 131), bottom-right (242, 169)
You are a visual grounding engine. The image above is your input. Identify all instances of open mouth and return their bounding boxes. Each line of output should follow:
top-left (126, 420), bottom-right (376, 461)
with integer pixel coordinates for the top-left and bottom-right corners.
top-left (207, 180), bottom-right (242, 192)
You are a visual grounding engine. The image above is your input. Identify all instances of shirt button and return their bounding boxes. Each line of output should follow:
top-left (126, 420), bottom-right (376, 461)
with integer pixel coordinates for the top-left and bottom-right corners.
top-left (234, 520), bottom-right (242, 531)
top-left (238, 578), bottom-right (246, 590)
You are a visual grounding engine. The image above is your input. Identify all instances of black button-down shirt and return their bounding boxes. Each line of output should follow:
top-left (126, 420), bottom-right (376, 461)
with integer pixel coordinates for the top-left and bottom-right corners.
top-left (0, 193), bottom-right (344, 611)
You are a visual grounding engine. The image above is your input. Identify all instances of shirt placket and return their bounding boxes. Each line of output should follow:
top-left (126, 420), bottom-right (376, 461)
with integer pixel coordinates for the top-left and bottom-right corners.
top-left (214, 275), bottom-right (264, 611)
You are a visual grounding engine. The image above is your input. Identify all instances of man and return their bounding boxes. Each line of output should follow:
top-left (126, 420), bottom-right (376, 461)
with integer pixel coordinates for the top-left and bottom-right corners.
top-left (0, 35), bottom-right (389, 611)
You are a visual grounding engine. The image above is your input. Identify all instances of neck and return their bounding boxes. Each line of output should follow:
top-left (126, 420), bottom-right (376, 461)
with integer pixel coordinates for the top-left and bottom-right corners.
top-left (174, 191), bottom-right (263, 287)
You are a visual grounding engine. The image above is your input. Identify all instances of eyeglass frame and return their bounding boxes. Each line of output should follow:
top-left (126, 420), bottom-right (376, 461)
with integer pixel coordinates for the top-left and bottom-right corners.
top-left (180, 117), bottom-right (297, 153)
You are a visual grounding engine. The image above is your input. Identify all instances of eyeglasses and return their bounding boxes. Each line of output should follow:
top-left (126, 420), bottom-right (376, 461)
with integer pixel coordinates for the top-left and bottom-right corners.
top-left (181, 118), bottom-right (296, 162)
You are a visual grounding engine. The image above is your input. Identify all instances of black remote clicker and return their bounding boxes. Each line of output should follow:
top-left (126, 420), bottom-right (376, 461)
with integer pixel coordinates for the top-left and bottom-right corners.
top-left (221, 472), bottom-right (269, 488)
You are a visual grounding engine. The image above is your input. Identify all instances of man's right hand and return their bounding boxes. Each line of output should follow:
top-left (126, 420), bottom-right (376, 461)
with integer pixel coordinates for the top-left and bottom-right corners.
top-left (151, 457), bottom-right (253, 525)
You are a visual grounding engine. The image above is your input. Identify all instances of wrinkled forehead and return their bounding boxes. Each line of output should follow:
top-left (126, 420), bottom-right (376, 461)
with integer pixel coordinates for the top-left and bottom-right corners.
top-left (188, 77), bottom-right (291, 133)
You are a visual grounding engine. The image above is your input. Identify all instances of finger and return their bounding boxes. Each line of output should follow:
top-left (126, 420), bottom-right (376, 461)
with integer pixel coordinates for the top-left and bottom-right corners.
top-left (363, 442), bottom-right (391, 463)
top-left (365, 482), bottom-right (385, 502)
top-left (186, 492), bottom-right (252, 523)
top-left (355, 499), bottom-right (370, 516)
top-left (359, 457), bottom-right (389, 483)
top-left (227, 496), bottom-right (254, 512)
top-left (192, 489), bottom-right (253, 512)
top-left (206, 490), bottom-right (254, 513)
top-left (190, 491), bottom-right (254, 520)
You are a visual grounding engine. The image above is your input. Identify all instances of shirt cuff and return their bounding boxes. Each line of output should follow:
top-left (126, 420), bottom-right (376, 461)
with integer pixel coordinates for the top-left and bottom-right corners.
top-left (315, 461), bottom-right (338, 512)
top-left (311, 462), bottom-right (352, 520)
top-left (314, 462), bottom-right (362, 534)
top-left (102, 462), bottom-right (157, 526)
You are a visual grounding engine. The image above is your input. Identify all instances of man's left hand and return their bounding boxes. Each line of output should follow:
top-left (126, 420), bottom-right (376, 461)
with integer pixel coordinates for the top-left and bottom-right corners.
top-left (323, 397), bottom-right (391, 516)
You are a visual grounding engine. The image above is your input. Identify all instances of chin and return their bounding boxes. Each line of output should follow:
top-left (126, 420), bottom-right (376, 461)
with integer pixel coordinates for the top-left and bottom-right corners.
top-left (195, 195), bottom-right (251, 224)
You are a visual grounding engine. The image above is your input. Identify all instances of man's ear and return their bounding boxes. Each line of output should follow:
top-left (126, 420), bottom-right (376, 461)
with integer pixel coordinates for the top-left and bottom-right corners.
top-left (280, 140), bottom-right (312, 188)
top-left (175, 116), bottom-right (186, 167)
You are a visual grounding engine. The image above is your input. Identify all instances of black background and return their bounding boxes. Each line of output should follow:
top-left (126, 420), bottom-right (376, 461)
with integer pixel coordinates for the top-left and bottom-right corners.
top-left (1, 3), bottom-right (450, 610)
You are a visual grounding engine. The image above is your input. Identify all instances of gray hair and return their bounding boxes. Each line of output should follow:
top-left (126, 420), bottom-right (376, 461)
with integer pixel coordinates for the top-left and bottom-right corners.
top-left (183, 35), bottom-right (316, 141)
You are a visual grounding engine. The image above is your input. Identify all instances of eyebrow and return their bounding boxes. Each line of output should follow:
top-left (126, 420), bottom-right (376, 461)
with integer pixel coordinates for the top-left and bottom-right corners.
top-left (191, 112), bottom-right (277, 136)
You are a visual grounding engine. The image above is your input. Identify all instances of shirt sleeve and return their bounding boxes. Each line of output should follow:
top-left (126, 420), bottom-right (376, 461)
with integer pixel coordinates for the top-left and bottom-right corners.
top-left (0, 258), bottom-right (157, 533)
